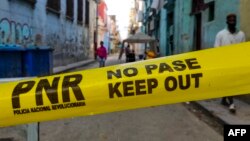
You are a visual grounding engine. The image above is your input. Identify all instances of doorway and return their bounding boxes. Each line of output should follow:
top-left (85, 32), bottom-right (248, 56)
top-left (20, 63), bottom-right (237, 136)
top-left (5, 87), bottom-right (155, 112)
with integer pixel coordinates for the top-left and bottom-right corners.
top-left (193, 13), bottom-right (202, 50)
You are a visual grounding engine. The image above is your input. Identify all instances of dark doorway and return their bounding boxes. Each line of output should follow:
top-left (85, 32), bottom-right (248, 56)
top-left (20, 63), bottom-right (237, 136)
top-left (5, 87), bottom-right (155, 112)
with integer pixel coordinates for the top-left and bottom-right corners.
top-left (167, 12), bottom-right (174, 55)
top-left (94, 31), bottom-right (97, 59)
top-left (193, 13), bottom-right (202, 50)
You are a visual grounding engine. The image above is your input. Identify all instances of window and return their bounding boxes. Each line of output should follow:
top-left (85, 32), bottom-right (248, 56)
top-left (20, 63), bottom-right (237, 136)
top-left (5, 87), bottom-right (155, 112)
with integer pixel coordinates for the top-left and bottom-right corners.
top-left (208, 1), bottom-right (215, 22)
top-left (21, 0), bottom-right (36, 5)
top-left (85, 0), bottom-right (89, 25)
top-left (12, 0), bottom-right (37, 8)
top-left (191, 0), bottom-right (208, 15)
top-left (46, 0), bottom-right (61, 15)
top-left (66, 0), bottom-right (74, 20)
top-left (78, 0), bottom-right (83, 24)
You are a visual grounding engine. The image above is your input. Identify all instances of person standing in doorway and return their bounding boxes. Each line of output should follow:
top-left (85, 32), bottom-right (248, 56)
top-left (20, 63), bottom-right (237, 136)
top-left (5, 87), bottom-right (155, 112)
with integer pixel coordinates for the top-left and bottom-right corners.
top-left (96, 41), bottom-right (107, 67)
top-left (214, 13), bottom-right (246, 113)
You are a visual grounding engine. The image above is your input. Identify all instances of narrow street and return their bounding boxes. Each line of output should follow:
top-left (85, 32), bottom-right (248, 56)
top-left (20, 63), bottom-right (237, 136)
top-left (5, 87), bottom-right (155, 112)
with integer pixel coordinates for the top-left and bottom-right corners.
top-left (1, 0), bottom-right (250, 141)
top-left (39, 54), bottom-right (223, 141)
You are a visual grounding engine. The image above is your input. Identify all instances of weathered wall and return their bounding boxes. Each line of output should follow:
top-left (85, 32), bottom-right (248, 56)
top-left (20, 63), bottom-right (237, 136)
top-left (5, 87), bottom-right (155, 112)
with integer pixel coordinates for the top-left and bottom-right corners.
top-left (174, 0), bottom-right (194, 54)
top-left (0, 0), bottom-right (93, 67)
top-left (159, 8), bottom-right (168, 56)
top-left (0, 1), bottom-right (34, 45)
top-left (238, 0), bottom-right (250, 103)
top-left (240, 0), bottom-right (250, 41)
top-left (173, 0), bottom-right (240, 53)
top-left (89, 0), bottom-right (97, 59)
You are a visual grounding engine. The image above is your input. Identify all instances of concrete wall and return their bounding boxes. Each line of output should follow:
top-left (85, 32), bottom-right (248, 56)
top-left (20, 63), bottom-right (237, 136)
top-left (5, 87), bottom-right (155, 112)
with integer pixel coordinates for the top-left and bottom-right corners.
top-left (238, 0), bottom-right (250, 103)
top-left (0, 1), bottom-right (34, 45)
top-left (0, 0), bottom-right (94, 67)
top-left (240, 0), bottom-right (250, 41)
top-left (174, 0), bottom-right (194, 54)
top-left (88, 0), bottom-right (97, 59)
top-left (159, 8), bottom-right (168, 56)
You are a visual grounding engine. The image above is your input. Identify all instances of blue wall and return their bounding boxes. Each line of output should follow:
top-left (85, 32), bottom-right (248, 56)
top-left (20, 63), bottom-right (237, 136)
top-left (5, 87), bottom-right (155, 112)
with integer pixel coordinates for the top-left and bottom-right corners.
top-left (174, 0), bottom-right (194, 54)
top-left (159, 9), bottom-right (168, 56)
top-left (0, 0), bottom-right (93, 67)
top-left (104, 32), bottom-right (110, 53)
top-left (173, 0), bottom-right (240, 54)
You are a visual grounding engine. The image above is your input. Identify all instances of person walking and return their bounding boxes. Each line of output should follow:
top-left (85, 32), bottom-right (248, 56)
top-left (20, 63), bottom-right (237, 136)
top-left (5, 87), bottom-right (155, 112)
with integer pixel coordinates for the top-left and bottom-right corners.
top-left (96, 41), bottom-right (107, 67)
top-left (214, 13), bottom-right (246, 113)
top-left (125, 44), bottom-right (131, 62)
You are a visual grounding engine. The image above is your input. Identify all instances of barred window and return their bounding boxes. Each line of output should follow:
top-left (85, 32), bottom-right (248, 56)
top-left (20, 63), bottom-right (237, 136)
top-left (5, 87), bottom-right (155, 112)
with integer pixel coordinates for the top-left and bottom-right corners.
top-left (191, 0), bottom-right (208, 14)
top-left (66, 0), bottom-right (74, 20)
top-left (208, 1), bottom-right (215, 22)
top-left (77, 0), bottom-right (83, 24)
top-left (85, 0), bottom-right (89, 25)
top-left (13, 0), bottom-right (37, 8)
top-left (21, 0), bottom-right (36, 5)
top-left (46, 0), bottom-right (61, 15)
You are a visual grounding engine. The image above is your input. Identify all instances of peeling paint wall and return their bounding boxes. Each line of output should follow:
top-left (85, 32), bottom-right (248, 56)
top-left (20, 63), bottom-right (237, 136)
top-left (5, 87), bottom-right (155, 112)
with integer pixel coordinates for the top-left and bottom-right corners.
top-left (0, 0), bottom-right (95, 67)
top-left (174, 0), bottom-right (194, 54)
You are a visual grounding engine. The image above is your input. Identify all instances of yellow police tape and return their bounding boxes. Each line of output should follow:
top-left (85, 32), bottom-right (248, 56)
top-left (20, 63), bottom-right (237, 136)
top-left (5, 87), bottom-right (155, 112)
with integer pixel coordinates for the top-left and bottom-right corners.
top-left (1, 42), bottom-right (250, 127)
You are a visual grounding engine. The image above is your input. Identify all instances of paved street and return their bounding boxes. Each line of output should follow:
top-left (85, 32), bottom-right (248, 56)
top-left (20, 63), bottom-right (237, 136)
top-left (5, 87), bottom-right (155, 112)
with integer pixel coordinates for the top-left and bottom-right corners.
top-left (1, 0), bottom-right (250, 140)
top-left (39, 54), bottom-right (223, 141)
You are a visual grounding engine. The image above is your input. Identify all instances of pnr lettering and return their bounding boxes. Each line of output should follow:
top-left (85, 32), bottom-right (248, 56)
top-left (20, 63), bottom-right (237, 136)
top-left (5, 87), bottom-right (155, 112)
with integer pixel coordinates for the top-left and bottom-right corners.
top-left (12, 74), bottom-right (85, 109)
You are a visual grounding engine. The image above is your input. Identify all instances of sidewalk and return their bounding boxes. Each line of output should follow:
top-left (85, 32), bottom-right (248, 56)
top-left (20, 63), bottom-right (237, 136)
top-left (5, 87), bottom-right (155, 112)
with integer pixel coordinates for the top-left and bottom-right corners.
top-left (53, 59), bottom-right (96, 74)
top-left (195, 98), bottom-right (250, 125)
top-left (53, 53), bottom-right (120, 74)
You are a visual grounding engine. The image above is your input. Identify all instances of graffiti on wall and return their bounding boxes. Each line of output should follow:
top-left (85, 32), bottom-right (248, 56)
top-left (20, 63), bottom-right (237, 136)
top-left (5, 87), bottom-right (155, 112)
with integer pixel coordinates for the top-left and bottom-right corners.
top-left (0, 18), bottom-right (90, 66)
top-left (62, 35), bottom-right (87, 59)
top-left (46, 33), bottom-right (60, 50)
top-left (0, 18), bottom-right (33, 45)
top-left (46, 32), bottom-right (88, 66)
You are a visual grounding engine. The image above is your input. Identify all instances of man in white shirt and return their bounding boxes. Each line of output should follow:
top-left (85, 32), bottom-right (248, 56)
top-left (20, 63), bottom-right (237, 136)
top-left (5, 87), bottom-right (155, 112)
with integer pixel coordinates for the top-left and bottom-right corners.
top-left (214, 13), bottom-right (246, 113)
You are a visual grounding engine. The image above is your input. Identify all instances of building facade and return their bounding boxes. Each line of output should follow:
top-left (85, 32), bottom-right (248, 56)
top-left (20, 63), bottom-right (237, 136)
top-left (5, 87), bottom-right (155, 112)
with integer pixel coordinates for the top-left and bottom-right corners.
top-left (88, 0), bottom-right (98, 59)
top-left (109, 15), bottom-right (121, 53)
top-left (141, 0), bottom-right (246, 56)
top-left (0, 0), bottom-right (98, 67)
top-left (97, 0), bottom-right (109, 52)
